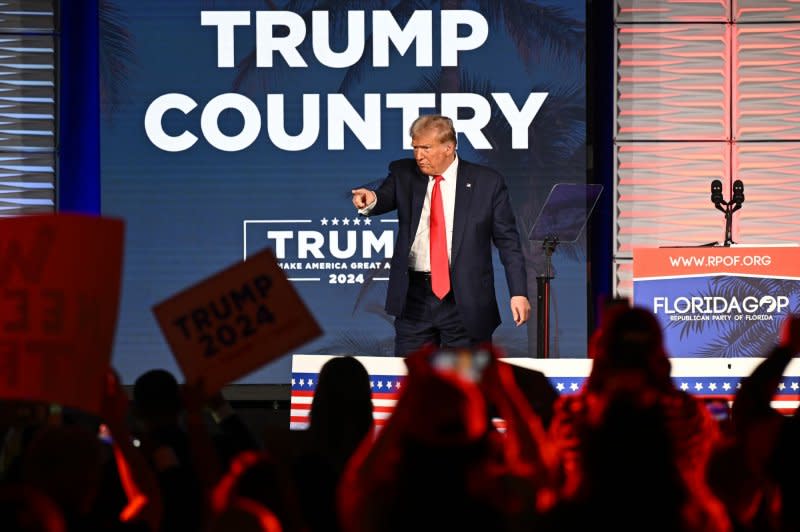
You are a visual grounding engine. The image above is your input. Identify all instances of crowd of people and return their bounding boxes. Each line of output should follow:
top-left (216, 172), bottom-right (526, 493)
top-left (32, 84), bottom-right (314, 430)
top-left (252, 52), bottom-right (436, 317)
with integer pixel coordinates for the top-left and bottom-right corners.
top-left (1, 305), bottom-right (799, 531)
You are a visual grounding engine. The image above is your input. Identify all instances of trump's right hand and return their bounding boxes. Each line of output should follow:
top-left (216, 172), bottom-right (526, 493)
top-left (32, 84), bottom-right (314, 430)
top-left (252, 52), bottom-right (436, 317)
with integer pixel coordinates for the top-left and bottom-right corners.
top-left (351, 188), bottom-right (375, 209)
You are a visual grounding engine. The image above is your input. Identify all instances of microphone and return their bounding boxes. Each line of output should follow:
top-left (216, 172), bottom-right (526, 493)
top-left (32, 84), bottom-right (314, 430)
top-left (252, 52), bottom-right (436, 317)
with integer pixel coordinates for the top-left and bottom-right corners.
top-left (732, 179), bottom-right (745, 205)
top-left (711, 179), bottom-right (725, 205)
top-left (709, 179), bottom-right (745, 247)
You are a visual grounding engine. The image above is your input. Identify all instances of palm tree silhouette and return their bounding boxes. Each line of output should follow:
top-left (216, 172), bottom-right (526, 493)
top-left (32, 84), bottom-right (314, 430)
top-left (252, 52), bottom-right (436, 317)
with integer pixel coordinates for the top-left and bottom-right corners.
top-left (99, 0), bottom-right (136, 117)
top-left (667, 276), bottom-right (800, 358)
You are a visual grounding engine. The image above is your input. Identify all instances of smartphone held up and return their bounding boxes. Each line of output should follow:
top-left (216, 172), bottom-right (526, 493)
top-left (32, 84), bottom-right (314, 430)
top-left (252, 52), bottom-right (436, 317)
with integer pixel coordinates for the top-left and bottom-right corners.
top-left (429, 347), bottom-right (491, 382)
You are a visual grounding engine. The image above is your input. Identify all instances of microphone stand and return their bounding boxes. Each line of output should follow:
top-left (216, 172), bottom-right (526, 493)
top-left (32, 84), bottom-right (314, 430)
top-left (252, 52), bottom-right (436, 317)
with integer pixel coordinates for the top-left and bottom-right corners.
top-left (725, 206), bottom-right (734, 246)
top-left (714, 199), bottom-right (733, 247)
top-left (727, 201), bottom-right (743, 246)
top-left (715, 199), bottom-right (743, 247)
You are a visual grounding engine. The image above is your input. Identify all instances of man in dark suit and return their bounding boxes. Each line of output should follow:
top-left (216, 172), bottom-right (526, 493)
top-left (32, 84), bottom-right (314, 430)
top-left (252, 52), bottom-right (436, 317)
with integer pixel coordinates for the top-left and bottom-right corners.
top-left (352, 115), bottom-right (530, 356)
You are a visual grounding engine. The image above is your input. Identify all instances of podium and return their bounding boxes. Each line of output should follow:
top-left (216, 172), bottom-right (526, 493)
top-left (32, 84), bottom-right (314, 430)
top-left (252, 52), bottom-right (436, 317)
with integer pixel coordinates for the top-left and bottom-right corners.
top-left (632, 246), bottom-right (800, 357)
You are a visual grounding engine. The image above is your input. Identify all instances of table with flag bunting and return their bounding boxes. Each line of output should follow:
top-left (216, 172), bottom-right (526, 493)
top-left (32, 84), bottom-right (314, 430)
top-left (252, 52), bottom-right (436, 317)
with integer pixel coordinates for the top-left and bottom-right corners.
top-left (290, 355), bottom-right (800, 430)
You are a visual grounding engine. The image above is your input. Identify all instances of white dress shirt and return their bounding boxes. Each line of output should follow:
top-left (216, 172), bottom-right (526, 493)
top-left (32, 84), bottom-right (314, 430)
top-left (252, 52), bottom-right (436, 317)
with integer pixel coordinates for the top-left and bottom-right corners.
top-left (360, 156), bottom-right (459, 272)
top-left (408, 157), bottom-right (458, 272)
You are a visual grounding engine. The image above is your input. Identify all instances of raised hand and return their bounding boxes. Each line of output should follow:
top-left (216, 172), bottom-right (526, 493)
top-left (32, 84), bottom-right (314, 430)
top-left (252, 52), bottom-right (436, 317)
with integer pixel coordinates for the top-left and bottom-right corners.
top-left (351, 188), bottom-right (376, 209)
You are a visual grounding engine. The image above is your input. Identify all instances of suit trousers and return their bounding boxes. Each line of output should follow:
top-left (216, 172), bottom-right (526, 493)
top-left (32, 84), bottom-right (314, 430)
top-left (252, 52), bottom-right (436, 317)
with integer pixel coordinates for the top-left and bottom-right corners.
top-left (394, 270), bottom-right (490, 356)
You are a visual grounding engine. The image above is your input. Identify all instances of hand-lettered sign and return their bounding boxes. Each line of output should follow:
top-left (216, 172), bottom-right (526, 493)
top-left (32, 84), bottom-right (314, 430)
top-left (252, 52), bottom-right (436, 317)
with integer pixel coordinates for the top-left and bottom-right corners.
top-left (0, 214), bottom-right (124, 414)
top-left (152, 248), bottom-right (322, 394)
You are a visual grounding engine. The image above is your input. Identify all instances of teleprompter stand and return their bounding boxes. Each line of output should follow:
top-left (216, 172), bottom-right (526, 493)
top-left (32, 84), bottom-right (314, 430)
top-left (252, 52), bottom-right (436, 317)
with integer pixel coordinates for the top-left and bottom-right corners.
top-left (529, 183), bottom-right (602, 358)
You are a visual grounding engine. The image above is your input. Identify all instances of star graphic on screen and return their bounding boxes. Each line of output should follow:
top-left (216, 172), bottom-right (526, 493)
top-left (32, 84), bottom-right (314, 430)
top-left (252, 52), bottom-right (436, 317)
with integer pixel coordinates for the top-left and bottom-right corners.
top-left (792, 382), bottom-right (799, 391)
top-left (680, 382), bottom-right (689, 391)
top-left (353, 218), bottom-right (361, 225)
top-left (723, 382), bottom-right (731, 391)
top-left (363, 218), bottom-right (371, 225)
top-left (332, 217), bottom-right (339, 225)
top-left (694, 382), bottom-right (703, 391)
top-left (709, 382), bottom-right (717, 391)
top-left (342, 218), bottom-right (350, 226)
top-left (320, 217), bottom-right (328, 225)
top-left (307, 378), bottom-right (314, 387)
top-left (556, 382), bottom-right (565, 392)
top-left (779, 382), bottom-right (786, 391)
top-left (569, 382), bottom-right (578, 391)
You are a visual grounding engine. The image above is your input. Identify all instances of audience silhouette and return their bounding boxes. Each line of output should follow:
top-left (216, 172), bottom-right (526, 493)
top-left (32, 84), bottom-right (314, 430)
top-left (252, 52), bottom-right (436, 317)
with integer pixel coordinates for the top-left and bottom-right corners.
top-left (3, 296), bottom-right (800, 531)
top-left (549, 306), bottom-right (721, 502)
top-left (292, 356), bottom-right (373, 532)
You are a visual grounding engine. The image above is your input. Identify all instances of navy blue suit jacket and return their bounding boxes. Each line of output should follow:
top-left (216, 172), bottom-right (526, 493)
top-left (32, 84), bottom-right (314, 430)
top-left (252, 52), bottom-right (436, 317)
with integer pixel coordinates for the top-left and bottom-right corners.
top-left (367, 158), bottom-right (527, 339)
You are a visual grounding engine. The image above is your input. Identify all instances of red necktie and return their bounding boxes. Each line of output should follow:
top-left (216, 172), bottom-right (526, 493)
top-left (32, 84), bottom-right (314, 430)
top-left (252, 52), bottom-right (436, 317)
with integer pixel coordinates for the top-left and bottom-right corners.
top-left (430, 175), bottom-right (450, 299)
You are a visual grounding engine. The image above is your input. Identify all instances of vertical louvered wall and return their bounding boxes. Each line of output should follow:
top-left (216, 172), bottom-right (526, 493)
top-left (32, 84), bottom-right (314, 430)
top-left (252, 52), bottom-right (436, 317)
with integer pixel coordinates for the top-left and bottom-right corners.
top-left (614, 1), bottom-right (800, 298)
top-left (0, 0), bottom-right (56, 217)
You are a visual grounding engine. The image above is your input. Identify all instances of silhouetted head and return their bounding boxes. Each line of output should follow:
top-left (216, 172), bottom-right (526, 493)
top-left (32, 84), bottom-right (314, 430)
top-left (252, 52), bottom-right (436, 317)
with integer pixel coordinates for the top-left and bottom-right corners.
top-left (587, 306), bottom-right (672, 393)
top-left (577, 394), bottom-right (686, 528)
top-left (213, 450), bottom-right (304, 531)
top-left (133, 369), bottom-right (181, 427)
top-left (403, 366), bottom-right (488, 448)
top-left (384, 364), bottom-right (498, 532)
top-left (21, 425), bottom-right (104, 517)
top-left (309, 356), bottom-right (373, 464)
